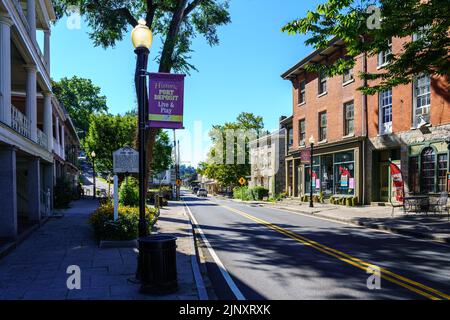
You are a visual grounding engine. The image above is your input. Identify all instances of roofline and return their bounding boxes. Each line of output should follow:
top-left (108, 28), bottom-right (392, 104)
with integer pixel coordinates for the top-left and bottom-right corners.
top-left (279, 115), bottom-right (293, 126)
top-left (281, 37), bottom-right (344, 80)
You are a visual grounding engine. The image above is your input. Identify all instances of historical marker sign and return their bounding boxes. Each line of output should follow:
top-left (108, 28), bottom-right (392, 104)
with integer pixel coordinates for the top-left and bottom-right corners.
top-left (113, 146), bottom-right (139, 174)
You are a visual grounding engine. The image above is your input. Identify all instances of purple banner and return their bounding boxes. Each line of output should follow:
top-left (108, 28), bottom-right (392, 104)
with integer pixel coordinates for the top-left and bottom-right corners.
top-left (300, 149), bottom-right (311, 163)
top-left (148, 73), bottom-right (186, 129)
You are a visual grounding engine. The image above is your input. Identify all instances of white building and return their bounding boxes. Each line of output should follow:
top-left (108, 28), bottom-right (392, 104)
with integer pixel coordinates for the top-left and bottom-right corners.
top-left (249, 129), bottom-right (286, 196)
top-left (0, 0), bottom-right (72, 240)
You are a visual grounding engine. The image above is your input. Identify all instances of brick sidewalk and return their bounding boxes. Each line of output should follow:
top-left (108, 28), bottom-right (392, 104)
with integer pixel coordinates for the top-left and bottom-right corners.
top-left (0, 199), bottom-right (203, 300)
top-left (232, 198), bottom-right (450, 243)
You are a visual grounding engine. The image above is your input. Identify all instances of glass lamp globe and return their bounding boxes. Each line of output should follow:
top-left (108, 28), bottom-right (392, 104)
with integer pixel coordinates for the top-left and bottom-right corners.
top-left (309, 135), bottom-right (315, 145)
top-left (131, 19), bottom-right (153, 49)
top-left (91, 151), bottom-right (96, 158)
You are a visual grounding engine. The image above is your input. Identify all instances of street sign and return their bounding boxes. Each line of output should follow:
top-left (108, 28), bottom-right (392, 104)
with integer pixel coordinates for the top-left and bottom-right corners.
top-left (113, 146), bottom-right (139, 174)
top-left (239, 177), bottom-right (246, 186)
top-left (176, 179), bottom-right (182, 187)
top-left (148, 73), bottom-right (186, 129)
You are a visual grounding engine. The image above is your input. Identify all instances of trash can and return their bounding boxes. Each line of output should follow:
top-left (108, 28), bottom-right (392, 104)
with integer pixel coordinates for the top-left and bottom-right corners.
top-left (139, 235), bottom-right (178, 294)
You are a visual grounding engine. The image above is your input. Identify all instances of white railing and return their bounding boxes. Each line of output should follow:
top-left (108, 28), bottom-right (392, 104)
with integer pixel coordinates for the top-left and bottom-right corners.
top-left (37, 128), bottom-right (48, 150)
top-left (53, 138), bottom-right (65, 160)
top-left (12, 0), bottom-right (30, 33)
top-left (11, 104), bottom-right (30, 138)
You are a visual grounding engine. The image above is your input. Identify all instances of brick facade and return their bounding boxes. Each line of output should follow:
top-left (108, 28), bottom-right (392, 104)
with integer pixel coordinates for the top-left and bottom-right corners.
top-left (281, 37), bottom-right (450, 205)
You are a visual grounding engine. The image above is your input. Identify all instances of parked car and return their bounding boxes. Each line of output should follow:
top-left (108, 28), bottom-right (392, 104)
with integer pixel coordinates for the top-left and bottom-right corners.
top-left (197, 189), bottom-right (208, 197)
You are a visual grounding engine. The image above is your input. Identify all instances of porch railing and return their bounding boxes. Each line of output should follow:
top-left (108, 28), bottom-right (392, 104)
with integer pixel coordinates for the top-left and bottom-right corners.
top-left (37, 128), bottom-right (48, 150)
top-left (10, 104), bottom-right (31, 139)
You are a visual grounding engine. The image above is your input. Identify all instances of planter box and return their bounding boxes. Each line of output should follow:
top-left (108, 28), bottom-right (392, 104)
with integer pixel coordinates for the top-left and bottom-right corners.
top-left (99, 239), bottom-right (138, 249)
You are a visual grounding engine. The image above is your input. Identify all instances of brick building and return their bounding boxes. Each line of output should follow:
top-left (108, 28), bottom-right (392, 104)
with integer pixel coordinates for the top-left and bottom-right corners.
top-left (281, 37), bottom-right (449, 205)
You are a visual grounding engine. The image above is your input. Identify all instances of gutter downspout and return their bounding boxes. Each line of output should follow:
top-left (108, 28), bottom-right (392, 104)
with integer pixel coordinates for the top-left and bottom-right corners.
top-left (360, 36), bottom-right (368, 205)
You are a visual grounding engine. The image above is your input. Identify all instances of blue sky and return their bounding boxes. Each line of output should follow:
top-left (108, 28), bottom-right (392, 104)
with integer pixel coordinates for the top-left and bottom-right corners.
top-left (49, 0), bottom-right (323, 166)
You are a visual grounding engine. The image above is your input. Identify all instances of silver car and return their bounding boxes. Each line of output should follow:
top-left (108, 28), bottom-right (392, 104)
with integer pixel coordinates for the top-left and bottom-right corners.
top-left (197, 188), bottom-right (208, 197)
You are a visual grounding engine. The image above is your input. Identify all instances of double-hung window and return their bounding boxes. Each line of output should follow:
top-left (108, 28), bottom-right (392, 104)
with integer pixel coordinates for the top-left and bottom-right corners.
top-left (319, 112), bottom-right (327, 141)
top-left (343, 67), bottom-right (354, 84)
top-left (344, 101), bottom-right (354, 136)
top-left (299, 119), bottom-right (306, 146)
top-left (298, 80), bottom-right (306, 104)
top-left (413, 74), bottom-right (431, 127)
top-left (379, 89), bottom-right (393, 135)
top-left (378, 39), bottom-right (392, 67)
top-left (318, 71), bottom-right (327, 95)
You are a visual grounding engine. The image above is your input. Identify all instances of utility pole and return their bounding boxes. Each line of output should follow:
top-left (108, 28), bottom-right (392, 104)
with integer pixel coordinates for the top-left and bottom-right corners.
top-left (173, 130), bottom-right (180, 201)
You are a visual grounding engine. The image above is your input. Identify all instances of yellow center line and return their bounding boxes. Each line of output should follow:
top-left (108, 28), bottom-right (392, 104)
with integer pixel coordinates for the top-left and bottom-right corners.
top-left (220, 204), bottom-right (449, 301)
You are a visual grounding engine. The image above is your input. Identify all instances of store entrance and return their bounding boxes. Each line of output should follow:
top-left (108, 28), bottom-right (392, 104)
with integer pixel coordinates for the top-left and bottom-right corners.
top-left (379, 162), bottom-right (390, 202)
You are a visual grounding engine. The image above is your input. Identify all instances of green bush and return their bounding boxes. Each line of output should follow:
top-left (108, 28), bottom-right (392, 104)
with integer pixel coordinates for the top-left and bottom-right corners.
top-left (233, 186), bottom-right (252, 200)
top-left (54, 177), bottom-right (73, 209)
top-left (119, 177), bottom-right (139, 207)
top-left (89, 203), bottom-right (158, 241)
top-left (251, 186), bottom-right (269, 201)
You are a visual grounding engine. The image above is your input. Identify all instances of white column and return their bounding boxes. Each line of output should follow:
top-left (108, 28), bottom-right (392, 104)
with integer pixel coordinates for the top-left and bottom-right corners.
top-left (44, 30), bottom-right (50, 74)
top-left (55, 116), bottom-right (60, 150)
top-left (0, 15), bottom-right (13, 126)
top-left (24, 65), bottom-right (37, 141)
top-left (61, 124), bottom-right (65, 159)
top-left (26, 0), bottom-right (36, 42)
top-left (43, 92), bottom-right (53, 151)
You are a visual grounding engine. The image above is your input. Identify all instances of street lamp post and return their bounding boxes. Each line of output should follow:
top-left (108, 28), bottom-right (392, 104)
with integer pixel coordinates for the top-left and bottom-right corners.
top-left (132, 19), bottom-right (153, 239)
top-left (132, 19), bottom-right (153, 283)
top-left (309, 135), bottom-right (315, 208)
top-left (91, 151), bottom-right (96, 199)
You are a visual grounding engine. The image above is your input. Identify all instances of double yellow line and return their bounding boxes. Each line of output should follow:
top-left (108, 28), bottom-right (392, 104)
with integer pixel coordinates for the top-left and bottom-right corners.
top-left (221, 204), bottom-right (450, 300)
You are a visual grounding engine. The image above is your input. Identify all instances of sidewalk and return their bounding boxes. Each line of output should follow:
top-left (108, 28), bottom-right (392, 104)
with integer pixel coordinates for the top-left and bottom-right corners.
top-left (232, 198), bottom-right (450, 243)
top-left (0, 199), bottom-right (203, 300)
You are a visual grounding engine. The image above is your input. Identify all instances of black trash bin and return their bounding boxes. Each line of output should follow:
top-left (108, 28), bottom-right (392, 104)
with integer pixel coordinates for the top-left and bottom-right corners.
top-left (139, 235), bottom-right (178, 294)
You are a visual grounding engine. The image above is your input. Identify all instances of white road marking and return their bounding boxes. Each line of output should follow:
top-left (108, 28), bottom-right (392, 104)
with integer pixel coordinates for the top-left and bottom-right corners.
top-left (183, 198), bottom-right (246, 300)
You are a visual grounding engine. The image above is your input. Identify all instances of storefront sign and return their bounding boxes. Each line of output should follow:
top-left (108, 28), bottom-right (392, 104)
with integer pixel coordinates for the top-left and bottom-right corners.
top-left (389, 161), bottom-right (404, 203)
top-left (447, 172), bottom-right (450, 192)
top-left (149, 73), bottom-right (186, 129)
top-left (341, 175), bottom-right (349, 187)
top-left (349, 178), bottom-right (355, 190)
top-left (315, 179), bottom-right (321, 189)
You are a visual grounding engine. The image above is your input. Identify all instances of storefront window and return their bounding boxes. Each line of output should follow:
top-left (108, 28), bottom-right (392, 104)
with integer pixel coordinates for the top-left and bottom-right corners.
top-left (321, 155), bottom-right (334, 196)
top-left (305, 157), bottom-right (320, 194)
top-left (438, 154), bottom-right (448, 193)
top-left (421, 147), bottom-right (436, 193)
top-left (334, 151), bottom-right (355, 195)
top-left (409, 148), bottom-right (448, 194)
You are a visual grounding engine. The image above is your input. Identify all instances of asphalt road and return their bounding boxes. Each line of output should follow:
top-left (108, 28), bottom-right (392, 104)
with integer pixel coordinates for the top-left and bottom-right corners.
top-left (183, 192), bottom-right (450, 300)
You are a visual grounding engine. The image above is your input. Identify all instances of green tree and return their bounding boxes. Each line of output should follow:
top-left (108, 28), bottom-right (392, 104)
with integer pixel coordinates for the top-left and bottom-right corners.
top-left (282, 0), bottom-right (450, 94)
top-left (201, 112), bottom-right (264, 188)
top-left (53, 0), bottom-right (231, 182)
top-left (84, 113), bottom-right (173, 175)
top-left (84, 113), bottom-right (137, 173)
top-left (150, 130), bottom-right (173, 175)
top-left (52, 76), bottom-right (108, 140)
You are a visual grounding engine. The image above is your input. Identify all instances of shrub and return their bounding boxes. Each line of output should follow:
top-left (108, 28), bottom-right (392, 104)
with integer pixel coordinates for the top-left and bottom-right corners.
top-left (233, 186), bottom-right (252, 201)
top-left (251, 186), bottom-right (269, 201)
top-left (54, 177), bottom-right (73, 209)
top-left (119, 177), bottom-right (139, 207)
top-left (89, 203), bottom-right (158, 241)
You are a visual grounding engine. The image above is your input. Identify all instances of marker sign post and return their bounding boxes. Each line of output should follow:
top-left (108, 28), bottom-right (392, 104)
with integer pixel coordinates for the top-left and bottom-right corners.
top-left (148, 73), bottom-right (185, 129)
top-left (112, 147), bottom-right (139, 221)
